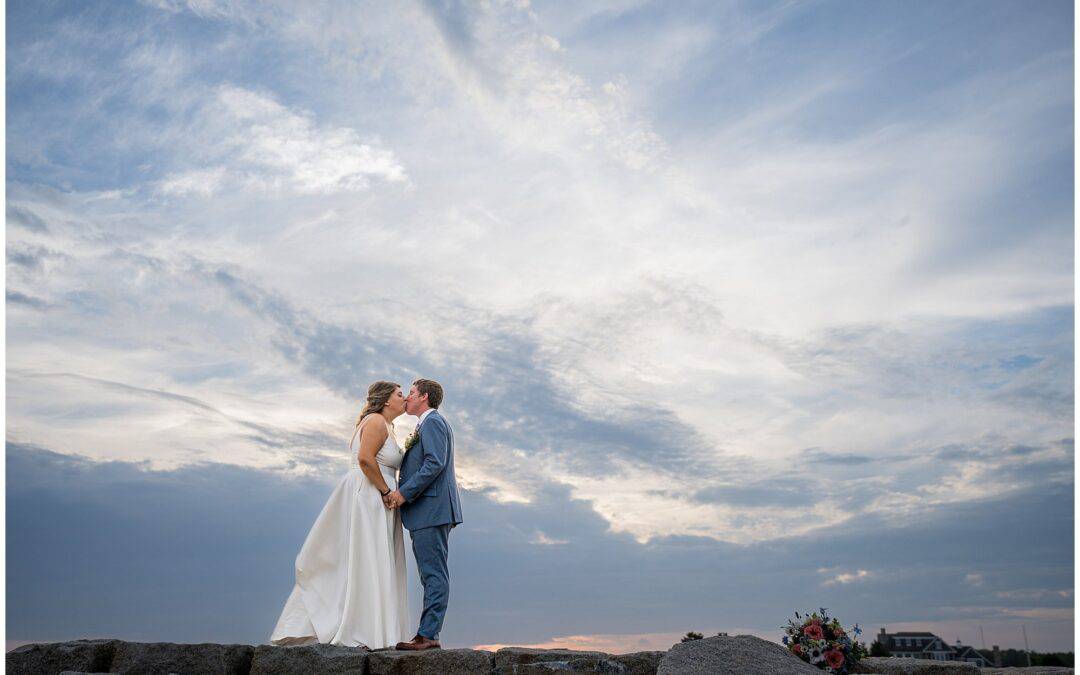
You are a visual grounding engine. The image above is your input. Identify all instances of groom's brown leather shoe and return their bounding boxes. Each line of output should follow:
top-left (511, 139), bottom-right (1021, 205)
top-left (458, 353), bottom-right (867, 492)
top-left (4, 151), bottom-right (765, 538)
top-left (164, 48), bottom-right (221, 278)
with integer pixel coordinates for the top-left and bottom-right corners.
top-left (395, 635), bottom-right (421, 650)
top-left (395, 635), bottom-right (441, 651)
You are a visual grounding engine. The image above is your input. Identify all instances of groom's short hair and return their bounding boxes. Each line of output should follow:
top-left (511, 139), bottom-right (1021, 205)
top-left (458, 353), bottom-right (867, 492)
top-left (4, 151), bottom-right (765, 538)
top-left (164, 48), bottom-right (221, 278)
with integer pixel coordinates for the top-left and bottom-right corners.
top-left (413, 378), bottom-right (444, 409)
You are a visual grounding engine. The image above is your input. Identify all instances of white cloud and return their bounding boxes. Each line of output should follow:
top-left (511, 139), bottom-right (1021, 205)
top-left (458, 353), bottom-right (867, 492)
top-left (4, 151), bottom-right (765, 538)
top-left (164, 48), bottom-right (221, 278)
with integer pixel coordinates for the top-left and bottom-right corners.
top-left (821, 569), bottom-right (872, 586)
top-left (530, 531), bottom-right (568, 545)
top-left (153, 85), bottom-right (408, 197)
top-left (5, 1), bottom-right (1072, 548)
top-left (157, 166), bottom-right (228, 196)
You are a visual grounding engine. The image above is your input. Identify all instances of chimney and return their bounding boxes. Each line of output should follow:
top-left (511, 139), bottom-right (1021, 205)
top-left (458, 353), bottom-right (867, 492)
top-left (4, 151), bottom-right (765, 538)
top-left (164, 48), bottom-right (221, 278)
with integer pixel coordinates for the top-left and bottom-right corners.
top-left (992, 645), bottom-right (1001, 667)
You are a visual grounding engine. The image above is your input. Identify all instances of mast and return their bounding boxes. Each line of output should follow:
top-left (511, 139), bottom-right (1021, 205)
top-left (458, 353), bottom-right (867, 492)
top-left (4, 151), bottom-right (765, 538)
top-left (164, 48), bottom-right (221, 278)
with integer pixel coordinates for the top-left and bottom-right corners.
top-left (1021, 625), bottom-right (1032, 666)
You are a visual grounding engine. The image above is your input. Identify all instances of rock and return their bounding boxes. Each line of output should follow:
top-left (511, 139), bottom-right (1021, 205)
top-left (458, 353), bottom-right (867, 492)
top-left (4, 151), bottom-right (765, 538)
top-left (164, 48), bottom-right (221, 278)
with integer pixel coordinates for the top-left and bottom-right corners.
top-left (366, 647), bottom-right (495, 674)
top-left (108, 641), bottom-right (254, 674)
top-left (611, 651), bottom-right (665, 675)
top-left (512, 658), bottom-right (626, 672)
top-left (249, 643), bottom-right (369, 674)
top-left (495, 648), bottom-right (614, 673)
top-left (983, 670), bottom-right (1074, 674)
top-left (851, 657), bottom-right (980, 674)
top-left (656, 634), bottom-right (820, 675)
top-left (6, 639), bottom-right (120, 675)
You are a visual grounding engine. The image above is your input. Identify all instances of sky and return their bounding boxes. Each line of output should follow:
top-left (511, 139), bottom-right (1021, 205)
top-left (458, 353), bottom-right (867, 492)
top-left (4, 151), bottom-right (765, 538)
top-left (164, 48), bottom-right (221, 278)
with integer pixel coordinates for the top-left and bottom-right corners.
top-left (5, 0), bottom-right (1075, 654)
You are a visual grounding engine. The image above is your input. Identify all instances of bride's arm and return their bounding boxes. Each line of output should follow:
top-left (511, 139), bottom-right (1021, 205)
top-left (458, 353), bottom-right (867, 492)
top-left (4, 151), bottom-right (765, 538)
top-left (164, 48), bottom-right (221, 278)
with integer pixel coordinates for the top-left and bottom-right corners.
top-left (357, 417), bottom-right (392, 496)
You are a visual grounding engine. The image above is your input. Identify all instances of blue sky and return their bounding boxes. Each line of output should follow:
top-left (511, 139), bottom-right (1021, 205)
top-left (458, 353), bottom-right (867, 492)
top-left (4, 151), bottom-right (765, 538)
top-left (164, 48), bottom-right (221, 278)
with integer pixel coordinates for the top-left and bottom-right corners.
top-left (6, 0), bottom-right (1074, 653)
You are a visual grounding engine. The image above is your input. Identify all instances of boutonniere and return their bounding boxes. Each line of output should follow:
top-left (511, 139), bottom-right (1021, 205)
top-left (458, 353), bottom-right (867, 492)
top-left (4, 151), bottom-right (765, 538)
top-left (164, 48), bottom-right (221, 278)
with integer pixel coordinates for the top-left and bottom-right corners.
top-left (403, 429), bottom-right (420, 454)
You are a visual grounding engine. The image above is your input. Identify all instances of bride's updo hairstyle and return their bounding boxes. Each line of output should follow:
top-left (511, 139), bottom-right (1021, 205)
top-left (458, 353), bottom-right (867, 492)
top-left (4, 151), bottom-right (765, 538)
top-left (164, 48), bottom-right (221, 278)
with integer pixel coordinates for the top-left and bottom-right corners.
top-left (355, 380), bottom-right (401, 427)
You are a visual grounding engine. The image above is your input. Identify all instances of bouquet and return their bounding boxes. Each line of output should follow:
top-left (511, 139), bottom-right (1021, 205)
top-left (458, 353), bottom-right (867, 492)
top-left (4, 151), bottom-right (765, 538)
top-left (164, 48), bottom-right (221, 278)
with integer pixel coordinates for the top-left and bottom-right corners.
top-left (782, 608), bottom-right (867, 674)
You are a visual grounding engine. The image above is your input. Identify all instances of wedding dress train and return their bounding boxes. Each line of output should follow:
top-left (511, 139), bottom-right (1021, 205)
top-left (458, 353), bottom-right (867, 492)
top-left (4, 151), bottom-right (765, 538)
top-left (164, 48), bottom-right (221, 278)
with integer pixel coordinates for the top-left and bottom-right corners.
top-left (270, 419), bottom-right (410, 649)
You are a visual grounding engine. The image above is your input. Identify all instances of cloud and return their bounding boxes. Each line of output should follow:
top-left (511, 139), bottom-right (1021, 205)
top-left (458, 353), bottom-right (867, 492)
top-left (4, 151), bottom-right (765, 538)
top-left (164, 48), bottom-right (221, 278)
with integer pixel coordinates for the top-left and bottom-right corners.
top-left (820, 569), bottom-right (872, 587)
top-left (7, 290), bottom-right (51, 309)
top-left (800, 449), bottom-right (877, 466)
top-left (691, 482), bottom-right (815, 507)
top-left (1, 188), bottom-right (1070, 543)
top-left (7, 204), bottom-right (50, 232)
top-left (530, 531), bottom-right (569, 546)
top-left (7, 441), bottom-right (1073, 650)
top-left (5, 0), bottom-right (1074, 650)
top-left (153, 85), bottom-right (408, 196)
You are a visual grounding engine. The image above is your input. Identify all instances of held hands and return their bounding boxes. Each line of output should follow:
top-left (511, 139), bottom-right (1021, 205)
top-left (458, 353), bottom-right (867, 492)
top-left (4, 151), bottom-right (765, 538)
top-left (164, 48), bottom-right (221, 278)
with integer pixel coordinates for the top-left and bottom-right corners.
top-left (382, 489), bottom-right (407, 510)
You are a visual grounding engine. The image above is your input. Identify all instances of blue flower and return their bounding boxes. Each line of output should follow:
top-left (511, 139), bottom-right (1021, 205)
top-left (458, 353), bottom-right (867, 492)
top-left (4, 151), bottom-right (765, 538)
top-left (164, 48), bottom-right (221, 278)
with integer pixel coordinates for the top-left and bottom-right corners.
top-left (782, 636), bottom-right (789, 644)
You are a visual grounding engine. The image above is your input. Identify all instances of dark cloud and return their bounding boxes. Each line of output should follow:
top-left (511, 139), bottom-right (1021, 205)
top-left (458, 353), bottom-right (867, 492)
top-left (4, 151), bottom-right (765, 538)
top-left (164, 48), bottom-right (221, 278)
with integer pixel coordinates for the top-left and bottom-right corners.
top-left (933, 444), bottom-right (987, 462)
top-left (420, 0), bottom-right (479, 56)
top-left (1006, 444), bottom-right (1040, 456)
top-left (800, 448), bottom-right (876, 465)
top-left (6, 442), bottom-right (1073, 650)
top-left (6, 289), bottom-right (50, 309)
top-left (7, 203), bottom-right (49, 233)
top-left (691, 482), bottom-right (815, 507)
top-left (1000, 354), bottom-right (1043, 371)
top-left (7, 244), bottom-right (57, 272)
top-left (203, 262), bottom-right (710, 478)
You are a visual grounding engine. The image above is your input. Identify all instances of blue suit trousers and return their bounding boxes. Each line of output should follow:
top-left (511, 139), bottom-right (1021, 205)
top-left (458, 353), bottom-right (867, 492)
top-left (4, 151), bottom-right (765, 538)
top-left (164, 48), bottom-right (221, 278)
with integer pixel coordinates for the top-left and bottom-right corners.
top-left (411, 523), bottom-right (451, 640)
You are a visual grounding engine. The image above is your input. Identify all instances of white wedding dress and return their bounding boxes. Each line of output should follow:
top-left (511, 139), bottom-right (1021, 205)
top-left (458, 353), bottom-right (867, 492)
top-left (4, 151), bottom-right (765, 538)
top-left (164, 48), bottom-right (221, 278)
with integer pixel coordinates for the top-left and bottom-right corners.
top-left (270, 417), bottom-right (410, 649)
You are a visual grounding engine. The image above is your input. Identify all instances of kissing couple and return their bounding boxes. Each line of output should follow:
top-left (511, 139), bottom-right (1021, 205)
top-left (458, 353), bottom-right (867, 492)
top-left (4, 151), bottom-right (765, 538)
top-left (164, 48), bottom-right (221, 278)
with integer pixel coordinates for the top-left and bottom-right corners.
top-left (270, 378), bottom-right (463, 651)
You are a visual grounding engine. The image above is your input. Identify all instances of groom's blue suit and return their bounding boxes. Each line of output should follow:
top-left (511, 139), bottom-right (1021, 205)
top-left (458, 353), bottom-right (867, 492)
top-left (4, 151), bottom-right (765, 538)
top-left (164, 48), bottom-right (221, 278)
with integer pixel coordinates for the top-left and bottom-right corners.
top-left (398, 408), bottom-right (462, 641)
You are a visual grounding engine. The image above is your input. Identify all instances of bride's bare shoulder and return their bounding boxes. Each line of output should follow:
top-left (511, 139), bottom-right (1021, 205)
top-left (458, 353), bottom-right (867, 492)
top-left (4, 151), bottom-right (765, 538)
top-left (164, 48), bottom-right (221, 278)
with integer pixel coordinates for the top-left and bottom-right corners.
top-left (359, 414), bottom-right (390, 435)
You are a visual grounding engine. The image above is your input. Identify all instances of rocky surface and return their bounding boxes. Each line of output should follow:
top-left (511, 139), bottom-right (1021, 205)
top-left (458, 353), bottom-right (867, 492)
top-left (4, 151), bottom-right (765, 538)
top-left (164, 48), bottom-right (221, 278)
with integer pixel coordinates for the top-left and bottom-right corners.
top-left (6, 640), bottom-right (663, 674)
top-left (855, 656), bottom-right (984, 673)
top-left (610, 651), bottom-right (666, 675)
top-left (982, 670), bottom-right (1074, 674)
top-left (656, 634), bottom-right (821, 674)
top-left (494, 647), bottom-right (620, 674)
top-left (852, 657), bottom-right (980, 673)
top-left (250, 643), bottom-right (369, 674)
top-left (109, 641), bottom-right (254, 674)
top-left (6, 639), bottom-right (120, 674)
top-left (368, 647), bottom-right (496, 674)
top-left (8, 637), bottom-right (1070, 674)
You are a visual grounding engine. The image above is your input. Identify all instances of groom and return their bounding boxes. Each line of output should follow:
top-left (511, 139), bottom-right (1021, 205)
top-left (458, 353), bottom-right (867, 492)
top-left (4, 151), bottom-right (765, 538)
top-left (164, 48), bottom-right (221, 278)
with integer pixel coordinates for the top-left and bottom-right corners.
top-left (385, 378), bottom-right (463, 651)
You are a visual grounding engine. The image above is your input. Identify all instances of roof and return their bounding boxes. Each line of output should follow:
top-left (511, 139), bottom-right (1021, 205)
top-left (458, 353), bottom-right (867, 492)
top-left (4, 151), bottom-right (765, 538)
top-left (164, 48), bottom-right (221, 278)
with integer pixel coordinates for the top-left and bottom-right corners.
top-left (884, 633), bottom-right (954, 653)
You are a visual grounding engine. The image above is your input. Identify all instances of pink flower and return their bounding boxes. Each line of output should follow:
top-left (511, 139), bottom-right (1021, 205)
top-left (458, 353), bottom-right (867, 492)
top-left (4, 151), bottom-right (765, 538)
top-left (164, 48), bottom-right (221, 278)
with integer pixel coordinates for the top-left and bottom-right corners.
top-left (804, 623), bottom-right (824, 640)
top-left (825, 649), bottom-right (845, 670)
top-left (792, 644), bottom-right (803, 656)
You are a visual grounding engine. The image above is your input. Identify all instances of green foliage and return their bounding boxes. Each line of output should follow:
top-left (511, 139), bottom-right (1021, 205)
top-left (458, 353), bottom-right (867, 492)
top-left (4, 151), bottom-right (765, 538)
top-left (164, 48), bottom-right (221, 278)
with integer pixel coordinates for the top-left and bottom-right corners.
top-left (681, 631), bottom-right (704, 642)
top-left (1033, 652), bottom-right (1073, 666)
top-left (977, 648), bottom-right (1075, 667)
top-left (869, 639), bottom-right (891, 657)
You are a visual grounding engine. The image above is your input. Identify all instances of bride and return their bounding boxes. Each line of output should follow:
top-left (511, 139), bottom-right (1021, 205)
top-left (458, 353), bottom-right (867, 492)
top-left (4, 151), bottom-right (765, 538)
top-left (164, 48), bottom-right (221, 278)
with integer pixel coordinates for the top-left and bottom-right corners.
top-left (270, 380), bottom-right (412, 649)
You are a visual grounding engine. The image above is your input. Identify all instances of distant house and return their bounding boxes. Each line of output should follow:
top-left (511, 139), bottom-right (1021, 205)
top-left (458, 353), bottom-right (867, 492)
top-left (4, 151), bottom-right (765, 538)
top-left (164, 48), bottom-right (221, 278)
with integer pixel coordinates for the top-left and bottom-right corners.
top-left (875, 629), bottom-right (991, 667)
top-left (952, 643), bottom-right (991, 666)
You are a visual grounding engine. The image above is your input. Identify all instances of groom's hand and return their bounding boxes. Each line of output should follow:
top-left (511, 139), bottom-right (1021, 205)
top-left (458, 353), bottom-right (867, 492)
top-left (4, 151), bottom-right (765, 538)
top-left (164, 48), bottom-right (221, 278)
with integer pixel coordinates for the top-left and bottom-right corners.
top-left (387, 490), bottom-right (407, 508)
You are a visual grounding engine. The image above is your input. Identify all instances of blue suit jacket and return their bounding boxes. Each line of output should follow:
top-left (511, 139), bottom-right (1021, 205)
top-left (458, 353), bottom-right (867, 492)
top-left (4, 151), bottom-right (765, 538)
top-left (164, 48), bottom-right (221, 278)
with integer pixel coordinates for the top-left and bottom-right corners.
top-left (398, 409), bottom-right (463, 531)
